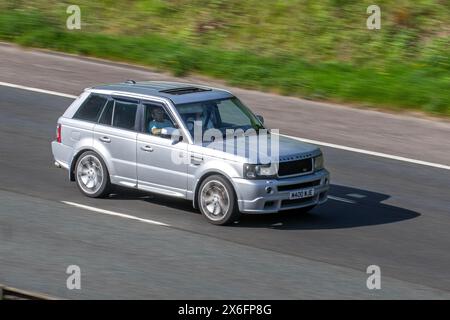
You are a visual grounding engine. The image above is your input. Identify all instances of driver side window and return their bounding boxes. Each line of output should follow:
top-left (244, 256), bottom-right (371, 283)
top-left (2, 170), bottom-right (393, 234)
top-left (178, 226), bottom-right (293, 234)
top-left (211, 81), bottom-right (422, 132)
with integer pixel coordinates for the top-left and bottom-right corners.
top-left (144, 103), bottom-right (176, 138)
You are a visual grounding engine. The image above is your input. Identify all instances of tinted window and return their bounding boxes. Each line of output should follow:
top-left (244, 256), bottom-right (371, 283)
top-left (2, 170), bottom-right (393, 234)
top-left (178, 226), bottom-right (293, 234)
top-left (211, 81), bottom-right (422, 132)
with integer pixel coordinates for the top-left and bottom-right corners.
top-left (112, 100), bottom-right (138, 130)
top-left (98, 100), bottom-right (114, 125)
top-left (175, 98), bottom-right (263, 134)
top-left (144, 104), bottom-right (176, 138)
top-left (73, 94), bottom-right (107, 122)
top-left (217, 99), bottom-right (249, 127)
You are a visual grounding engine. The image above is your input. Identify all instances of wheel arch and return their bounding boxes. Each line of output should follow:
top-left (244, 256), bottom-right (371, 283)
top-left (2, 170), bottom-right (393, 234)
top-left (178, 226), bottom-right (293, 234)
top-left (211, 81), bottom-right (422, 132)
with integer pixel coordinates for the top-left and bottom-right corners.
top-left (192, 171), bottom-right (238, 209)
top-left (69, 148), bottom-right (110, 181)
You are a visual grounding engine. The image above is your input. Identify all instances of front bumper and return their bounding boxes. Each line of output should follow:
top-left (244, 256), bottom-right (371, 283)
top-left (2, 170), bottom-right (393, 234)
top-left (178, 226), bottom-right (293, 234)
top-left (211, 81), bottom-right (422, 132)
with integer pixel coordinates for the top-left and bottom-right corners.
top-left (233, 169), bottom-right (330, 214)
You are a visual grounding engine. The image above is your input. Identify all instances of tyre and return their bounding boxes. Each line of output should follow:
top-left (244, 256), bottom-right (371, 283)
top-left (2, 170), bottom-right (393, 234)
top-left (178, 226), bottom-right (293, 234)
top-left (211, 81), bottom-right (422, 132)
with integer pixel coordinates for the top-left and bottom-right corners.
top-left (198, 175), bottom-right (241, 225)
top-left (74, 151), bottom-right (111, 198)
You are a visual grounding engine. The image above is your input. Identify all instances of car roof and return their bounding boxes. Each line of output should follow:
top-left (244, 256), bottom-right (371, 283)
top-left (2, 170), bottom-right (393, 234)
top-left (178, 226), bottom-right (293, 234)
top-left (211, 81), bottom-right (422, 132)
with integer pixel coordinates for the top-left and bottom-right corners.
top-left (90, 81), bottom-right (234, 104)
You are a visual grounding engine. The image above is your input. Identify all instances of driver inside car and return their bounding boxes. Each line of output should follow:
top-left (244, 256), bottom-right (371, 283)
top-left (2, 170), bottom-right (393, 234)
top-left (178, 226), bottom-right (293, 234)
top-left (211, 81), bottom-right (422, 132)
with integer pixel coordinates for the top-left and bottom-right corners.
top-left (149, 107), bottom-right (173, 136)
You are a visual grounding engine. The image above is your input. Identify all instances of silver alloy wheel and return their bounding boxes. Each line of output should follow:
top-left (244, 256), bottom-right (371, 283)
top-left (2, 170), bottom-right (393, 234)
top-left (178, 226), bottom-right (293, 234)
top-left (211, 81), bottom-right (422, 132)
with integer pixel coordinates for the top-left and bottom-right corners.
top-left (200, 180), bottom-right (230, 221)
top-left (76, 154), bottom-right (104, 195)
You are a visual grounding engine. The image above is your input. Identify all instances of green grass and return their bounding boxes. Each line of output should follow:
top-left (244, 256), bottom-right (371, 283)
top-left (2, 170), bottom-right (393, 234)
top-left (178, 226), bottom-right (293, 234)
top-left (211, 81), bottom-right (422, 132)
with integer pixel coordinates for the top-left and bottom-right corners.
top-left (0, 2), bottom-right (448, 116)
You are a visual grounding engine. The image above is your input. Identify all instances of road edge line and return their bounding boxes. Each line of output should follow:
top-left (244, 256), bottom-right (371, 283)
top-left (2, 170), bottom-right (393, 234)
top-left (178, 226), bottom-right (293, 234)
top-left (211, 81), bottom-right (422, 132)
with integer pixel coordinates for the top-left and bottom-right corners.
top-left (282, 135), bottom-right (450, 171)
top-left (0, 81), bottom-right (77, 99)
top-left (61, 201), bottom-right (171, 227)
top-left (1, 81), bottom-right (448, 171)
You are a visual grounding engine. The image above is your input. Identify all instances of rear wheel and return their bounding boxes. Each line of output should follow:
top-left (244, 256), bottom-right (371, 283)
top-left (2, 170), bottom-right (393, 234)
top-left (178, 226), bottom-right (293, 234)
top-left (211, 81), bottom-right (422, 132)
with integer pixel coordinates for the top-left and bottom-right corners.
top-left (198, 175), bottom-right (241, 225)
top-left (75, 151), bottom-right (111, 198)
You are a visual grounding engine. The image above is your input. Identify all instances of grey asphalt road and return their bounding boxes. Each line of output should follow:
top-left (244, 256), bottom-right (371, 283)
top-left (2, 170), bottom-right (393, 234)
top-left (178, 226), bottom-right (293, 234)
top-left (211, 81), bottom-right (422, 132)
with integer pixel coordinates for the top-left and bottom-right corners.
top-left (0, 86), bottom-right (449, 299)
top-left (1, 43), bottom-right (449, 166)
top-left (0, 45), bottom-right (449, 299)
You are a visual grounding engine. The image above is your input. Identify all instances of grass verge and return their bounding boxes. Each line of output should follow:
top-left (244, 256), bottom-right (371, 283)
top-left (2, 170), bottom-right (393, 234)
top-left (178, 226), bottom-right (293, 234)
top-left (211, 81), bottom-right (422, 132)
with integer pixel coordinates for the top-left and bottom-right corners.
top-left (0, 10), bottom-right (448, 116)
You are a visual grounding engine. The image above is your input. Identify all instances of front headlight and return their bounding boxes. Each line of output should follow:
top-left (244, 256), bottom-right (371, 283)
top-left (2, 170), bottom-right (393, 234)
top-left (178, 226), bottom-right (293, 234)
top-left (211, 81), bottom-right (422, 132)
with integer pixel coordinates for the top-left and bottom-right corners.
top-left (314, 154), bottom-right (324, 171)
top-left (243, 163), bottom-right (278, 179)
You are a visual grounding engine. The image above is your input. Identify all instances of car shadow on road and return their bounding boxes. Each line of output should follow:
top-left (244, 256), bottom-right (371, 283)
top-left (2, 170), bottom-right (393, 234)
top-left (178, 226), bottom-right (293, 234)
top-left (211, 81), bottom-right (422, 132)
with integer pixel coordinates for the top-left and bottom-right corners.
top-left (108, 186), bottom-right (198, 213)
top-left (236, 184), bottom-right (421, 230)
top-left (107, 184), bottom-right (420, 230)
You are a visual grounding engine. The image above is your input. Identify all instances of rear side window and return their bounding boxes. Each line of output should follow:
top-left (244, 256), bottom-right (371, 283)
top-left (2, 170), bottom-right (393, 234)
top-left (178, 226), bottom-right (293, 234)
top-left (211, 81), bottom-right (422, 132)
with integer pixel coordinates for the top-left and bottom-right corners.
top-left (98, 100), bottom-right (114, 125)
top-left (73, 94), bottom-right (107, 122)
top-left (112, 100), bottom-right (138, 130)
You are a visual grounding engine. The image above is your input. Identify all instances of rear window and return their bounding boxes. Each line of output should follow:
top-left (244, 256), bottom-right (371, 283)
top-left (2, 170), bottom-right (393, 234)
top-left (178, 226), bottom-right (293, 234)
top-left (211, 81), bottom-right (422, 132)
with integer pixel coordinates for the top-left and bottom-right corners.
top-left (73, 94), bottom-right (107, 122)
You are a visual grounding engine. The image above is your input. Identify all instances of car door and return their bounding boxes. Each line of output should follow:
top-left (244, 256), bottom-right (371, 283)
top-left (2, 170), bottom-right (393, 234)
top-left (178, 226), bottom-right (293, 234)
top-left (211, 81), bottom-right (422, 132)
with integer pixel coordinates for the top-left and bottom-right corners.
top-left (93, 97), bottom-right (138, 188)
top-left (137, 101), bottom-right (189, 198)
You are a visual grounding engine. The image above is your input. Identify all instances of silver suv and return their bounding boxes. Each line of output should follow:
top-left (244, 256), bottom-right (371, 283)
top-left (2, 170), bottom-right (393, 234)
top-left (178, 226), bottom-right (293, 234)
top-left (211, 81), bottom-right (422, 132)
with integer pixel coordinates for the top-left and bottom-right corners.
top-left (52, 81), bottom-right (330, 225)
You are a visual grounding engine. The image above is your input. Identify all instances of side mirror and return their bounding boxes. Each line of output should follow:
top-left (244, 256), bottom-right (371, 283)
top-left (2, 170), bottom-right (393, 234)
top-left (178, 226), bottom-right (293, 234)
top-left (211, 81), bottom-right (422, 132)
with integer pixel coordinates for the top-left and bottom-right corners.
top-left (256, 115), bottom-right (264, 125)
top-left (161, 127), bottom-right (176, 136)
top-left (161, 127), bottom-right (183, 144)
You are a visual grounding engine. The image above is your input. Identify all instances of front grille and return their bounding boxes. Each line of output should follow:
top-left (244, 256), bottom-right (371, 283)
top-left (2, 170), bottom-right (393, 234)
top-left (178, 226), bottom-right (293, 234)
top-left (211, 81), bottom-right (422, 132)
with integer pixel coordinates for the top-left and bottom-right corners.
top-left (277, 180), bottom-right (321, 192)
top-left (278, 158), bottom-right (313, 177)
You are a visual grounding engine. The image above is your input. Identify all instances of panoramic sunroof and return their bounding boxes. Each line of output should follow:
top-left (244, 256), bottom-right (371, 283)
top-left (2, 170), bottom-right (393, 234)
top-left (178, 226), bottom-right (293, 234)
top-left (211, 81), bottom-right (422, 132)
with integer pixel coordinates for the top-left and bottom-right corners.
top-left (159, 86), bottom-right (212, 95)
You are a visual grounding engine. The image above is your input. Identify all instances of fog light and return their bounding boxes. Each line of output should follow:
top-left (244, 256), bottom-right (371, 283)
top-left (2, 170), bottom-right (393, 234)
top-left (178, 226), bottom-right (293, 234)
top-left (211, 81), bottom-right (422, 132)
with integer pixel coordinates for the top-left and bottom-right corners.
top-left (265, 186), bottom-right (273, 194)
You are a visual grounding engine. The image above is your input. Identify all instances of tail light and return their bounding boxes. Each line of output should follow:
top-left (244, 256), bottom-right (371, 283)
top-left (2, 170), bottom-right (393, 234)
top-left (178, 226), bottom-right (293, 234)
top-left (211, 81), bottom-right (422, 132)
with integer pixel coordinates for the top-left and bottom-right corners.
top-left (56, 123), bottom-right (62, 143)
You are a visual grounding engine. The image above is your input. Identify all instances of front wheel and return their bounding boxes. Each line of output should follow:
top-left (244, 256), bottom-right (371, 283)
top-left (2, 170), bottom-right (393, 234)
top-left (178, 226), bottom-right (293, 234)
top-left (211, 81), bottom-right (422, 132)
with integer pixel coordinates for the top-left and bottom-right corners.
top-left (75, 151), bottom-right (111, 198)
top-left (198, 175), bottom-right (241, 225)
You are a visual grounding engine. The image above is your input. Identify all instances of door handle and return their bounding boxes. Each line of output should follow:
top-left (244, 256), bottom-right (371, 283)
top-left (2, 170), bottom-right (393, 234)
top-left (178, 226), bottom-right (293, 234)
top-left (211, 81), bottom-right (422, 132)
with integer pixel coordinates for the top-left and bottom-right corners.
top-left (99, 136), bottom-right (111, 143)
top-left (190, 155), bottom-right (203, 165)
top-left (141, 145), bottom-right (154, 152)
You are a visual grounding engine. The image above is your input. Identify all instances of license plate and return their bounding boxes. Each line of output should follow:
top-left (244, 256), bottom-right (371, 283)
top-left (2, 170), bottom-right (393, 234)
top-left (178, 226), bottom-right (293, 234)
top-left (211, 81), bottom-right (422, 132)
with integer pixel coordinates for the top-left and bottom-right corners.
top-left (289, 188), bottom-right (315, 200)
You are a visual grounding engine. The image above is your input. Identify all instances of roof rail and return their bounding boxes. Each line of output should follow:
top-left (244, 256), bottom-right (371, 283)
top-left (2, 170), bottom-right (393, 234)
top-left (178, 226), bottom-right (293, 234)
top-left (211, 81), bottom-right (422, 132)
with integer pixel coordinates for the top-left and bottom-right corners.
top-left (125, 79), bottom-right (136, 84)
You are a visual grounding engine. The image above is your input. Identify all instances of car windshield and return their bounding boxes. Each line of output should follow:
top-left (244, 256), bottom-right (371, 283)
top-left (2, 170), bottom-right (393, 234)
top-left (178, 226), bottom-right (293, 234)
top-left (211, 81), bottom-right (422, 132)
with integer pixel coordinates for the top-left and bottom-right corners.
top-left (175, 98), bottom-right (264, 137)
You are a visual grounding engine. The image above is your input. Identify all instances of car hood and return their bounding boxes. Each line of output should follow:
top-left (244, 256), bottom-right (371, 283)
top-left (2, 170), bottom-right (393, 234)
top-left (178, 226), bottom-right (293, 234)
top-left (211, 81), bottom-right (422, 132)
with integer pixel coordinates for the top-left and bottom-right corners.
top-left (201, 133), bottom-right (321, 163)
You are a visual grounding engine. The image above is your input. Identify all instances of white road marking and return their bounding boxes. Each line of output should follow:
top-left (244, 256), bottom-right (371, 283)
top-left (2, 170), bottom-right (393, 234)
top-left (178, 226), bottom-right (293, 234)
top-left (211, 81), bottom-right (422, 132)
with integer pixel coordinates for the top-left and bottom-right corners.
top-left (346, 193), bottom-right (366, 199)
top-left (61, 201), bottom-right (170, 227)
top-left (282, 135), bottom-right (450, 171)
top-left (0, 81), bottom-right (77, 99)
top-left (328, 196), bottom-right (357, 204)
top-left (1, 81), bottom-right (449, 171)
